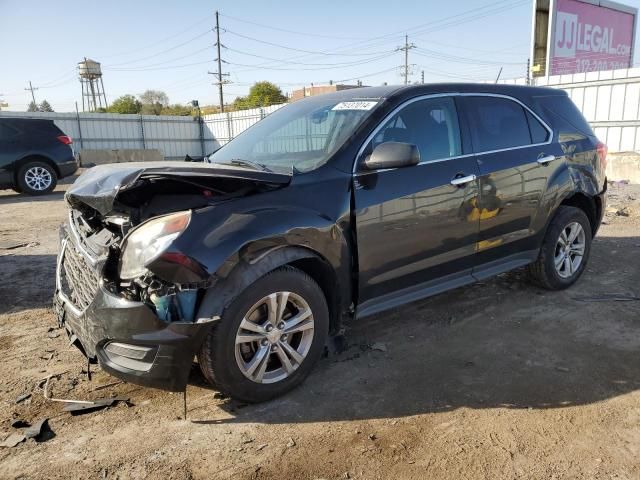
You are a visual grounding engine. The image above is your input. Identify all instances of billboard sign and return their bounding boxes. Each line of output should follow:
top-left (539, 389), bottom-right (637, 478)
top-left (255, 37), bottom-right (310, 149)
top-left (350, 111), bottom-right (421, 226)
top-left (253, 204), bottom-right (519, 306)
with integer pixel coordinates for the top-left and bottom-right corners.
top-left (531, 0), bottom-right (637, 77)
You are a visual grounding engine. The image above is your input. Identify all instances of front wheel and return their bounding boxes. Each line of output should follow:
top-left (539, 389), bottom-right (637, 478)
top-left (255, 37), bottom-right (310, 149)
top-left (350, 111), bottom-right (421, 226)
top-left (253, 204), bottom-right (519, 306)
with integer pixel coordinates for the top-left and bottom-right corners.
top-left (198, 266), bottom-right (329, 403)
top-left (528, 206), bottom-right (592, 290)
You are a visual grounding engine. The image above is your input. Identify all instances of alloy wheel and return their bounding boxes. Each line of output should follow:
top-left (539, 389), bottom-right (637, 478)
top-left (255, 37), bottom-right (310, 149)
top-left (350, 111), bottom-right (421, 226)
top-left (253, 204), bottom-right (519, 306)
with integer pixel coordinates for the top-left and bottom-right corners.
top-left (234, 291), bottom-right (315, 384)
top-left (554, 222), bottom-right (586, 279)
top-left (24, 166), bottom-right (52, 191)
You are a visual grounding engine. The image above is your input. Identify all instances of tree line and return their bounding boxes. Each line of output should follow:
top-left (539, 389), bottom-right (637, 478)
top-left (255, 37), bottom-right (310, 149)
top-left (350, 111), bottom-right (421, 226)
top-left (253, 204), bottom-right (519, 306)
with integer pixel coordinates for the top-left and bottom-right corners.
top-left (104, 82), bottom-right (288, 116)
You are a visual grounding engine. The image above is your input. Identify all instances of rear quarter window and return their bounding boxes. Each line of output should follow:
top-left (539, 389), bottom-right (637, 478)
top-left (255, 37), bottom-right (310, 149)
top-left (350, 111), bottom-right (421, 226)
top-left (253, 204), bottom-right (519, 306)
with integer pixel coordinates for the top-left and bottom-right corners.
top-left (535, 95), bottom-right (594, 138)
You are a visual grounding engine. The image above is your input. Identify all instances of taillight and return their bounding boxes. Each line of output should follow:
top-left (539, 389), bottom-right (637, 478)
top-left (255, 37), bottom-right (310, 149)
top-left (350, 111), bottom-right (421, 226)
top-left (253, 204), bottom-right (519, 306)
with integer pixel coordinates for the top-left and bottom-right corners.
top-left (596, 141), bottom-right (608, 170)
top-left (57, 135), bottom-right (73, 145)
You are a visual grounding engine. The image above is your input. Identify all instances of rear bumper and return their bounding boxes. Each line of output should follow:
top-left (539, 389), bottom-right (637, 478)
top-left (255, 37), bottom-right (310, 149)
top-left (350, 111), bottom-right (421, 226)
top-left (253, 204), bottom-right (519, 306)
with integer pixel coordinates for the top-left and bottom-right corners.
top-left (54, 229), bottom-right (215, 392)
top-left (594, 181), bottom-right (607, 235)
top-left (56, 159), bottom-right (79, 178)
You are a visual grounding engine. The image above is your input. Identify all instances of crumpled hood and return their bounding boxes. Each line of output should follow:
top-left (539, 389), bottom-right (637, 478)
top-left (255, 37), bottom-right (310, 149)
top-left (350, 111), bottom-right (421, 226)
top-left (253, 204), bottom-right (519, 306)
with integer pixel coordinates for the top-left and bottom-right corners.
top-left (65, 161), bottom-right (292, 215)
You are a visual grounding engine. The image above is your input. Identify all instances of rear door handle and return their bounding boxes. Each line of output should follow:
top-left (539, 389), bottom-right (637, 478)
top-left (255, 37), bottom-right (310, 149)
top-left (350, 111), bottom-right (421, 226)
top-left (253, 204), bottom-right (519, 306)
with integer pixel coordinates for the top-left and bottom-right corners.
top-left (537, 155), bottom-right (555, 165)
top-left (450, 174), bottom-right (477, 186)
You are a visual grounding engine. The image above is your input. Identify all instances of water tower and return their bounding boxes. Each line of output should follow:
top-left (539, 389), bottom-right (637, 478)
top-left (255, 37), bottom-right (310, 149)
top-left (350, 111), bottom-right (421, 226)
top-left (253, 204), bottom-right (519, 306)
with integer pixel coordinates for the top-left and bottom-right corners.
top-left (78, 58), bottom-right (108, 112)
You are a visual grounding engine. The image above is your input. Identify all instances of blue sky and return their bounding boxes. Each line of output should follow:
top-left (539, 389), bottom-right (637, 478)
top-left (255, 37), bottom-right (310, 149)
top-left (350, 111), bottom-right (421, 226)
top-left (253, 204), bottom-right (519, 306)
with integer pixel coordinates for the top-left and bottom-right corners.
top-left (1, 0), bottom-right (638, 112)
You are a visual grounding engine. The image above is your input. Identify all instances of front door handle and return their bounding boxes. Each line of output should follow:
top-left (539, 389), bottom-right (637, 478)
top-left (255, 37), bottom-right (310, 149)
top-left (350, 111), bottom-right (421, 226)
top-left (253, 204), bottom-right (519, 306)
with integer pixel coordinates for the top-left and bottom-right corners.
top-left (450, 174), bottom-right (477, 186)
top-left (537, 155), bottom-right (555, 165)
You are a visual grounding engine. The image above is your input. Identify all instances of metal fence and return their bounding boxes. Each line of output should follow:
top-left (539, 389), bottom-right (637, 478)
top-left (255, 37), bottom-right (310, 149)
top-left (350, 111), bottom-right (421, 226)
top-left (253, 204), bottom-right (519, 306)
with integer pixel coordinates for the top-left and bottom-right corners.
top-left (0, 104), bottom-right (285, 161)
top-left (2, 67), bottom-right (639, 159)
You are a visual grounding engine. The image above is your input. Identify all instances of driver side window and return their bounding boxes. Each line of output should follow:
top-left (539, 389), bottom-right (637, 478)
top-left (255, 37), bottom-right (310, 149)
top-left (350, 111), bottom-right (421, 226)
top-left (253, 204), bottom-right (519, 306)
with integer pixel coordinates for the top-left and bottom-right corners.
top-left (366, 96), bottom-right (462, 164)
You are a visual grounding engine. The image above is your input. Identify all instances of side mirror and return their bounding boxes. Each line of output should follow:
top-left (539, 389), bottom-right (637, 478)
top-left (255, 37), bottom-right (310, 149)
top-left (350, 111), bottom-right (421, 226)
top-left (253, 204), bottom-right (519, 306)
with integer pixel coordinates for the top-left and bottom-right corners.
top-left (364, 142), bottom-right (420, 170)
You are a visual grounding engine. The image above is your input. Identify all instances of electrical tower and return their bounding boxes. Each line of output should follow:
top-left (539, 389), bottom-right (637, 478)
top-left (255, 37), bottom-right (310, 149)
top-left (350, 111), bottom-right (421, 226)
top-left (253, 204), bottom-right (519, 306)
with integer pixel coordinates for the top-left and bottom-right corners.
top-left (78, 58), bottom-right (108, 112)
top-left (396, 35), bottom-right (416, 85)
top-left (209, 10), bottom-right (231, 113)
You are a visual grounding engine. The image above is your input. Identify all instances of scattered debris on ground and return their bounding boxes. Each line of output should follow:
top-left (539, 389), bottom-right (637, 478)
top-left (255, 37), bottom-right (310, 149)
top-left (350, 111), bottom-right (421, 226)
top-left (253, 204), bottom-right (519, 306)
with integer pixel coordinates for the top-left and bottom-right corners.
top-left (1, 178), bottom-right (639, 478)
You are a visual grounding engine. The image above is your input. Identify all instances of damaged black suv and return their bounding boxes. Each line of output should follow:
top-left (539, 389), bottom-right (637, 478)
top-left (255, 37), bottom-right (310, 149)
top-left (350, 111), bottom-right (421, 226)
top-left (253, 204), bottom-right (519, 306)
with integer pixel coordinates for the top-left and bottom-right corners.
top-left (54, 84), bottom-right (606, 402)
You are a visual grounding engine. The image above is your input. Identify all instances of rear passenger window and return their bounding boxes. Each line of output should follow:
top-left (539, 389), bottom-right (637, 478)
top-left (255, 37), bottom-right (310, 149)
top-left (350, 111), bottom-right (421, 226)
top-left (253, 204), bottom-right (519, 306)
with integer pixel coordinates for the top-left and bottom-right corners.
top-left (526, 111), bottom-right (549, 143)
top-left (464, 97), bottom-right (535, 152)
top-left (370, 96), bottom-right (462, 162)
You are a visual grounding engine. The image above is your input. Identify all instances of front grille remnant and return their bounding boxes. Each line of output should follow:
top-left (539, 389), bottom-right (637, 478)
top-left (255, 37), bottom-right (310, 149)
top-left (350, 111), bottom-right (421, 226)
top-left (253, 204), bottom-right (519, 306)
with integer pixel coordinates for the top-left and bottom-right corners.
top-left (60, 241), bottom-right (100, 311)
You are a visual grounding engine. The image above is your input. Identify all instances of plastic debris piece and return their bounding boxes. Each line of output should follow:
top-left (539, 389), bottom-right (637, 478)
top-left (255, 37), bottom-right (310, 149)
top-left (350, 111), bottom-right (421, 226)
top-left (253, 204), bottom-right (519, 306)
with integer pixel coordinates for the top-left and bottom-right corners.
top-left (63, 397), bottom-right (129, 415)
top-left (11, 419), bottom-right (30, 429)
top-left (0, 433), bottom-right (26, 448)
top-left (24, 418), bottom-right (54, 442)
top-left (15, 393), bottom-right (31, 404)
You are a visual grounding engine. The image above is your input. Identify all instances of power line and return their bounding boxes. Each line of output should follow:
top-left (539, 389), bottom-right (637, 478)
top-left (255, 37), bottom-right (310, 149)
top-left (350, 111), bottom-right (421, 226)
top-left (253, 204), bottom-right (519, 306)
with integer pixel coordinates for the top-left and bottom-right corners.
top-left (222, 28), bottom-right (394, 57)
top-left (99, 16), bottom-right (214, 59)
top-left (106, 29), bottom-right (213, 67)
top-left (225, 47), bottom-right (396, 67)
top-left (227, 53), bottom-right (396, 72)
top-left (220, 13), bottom-right (367, 40)
top-left (106, 45), bottom-right (214, 71)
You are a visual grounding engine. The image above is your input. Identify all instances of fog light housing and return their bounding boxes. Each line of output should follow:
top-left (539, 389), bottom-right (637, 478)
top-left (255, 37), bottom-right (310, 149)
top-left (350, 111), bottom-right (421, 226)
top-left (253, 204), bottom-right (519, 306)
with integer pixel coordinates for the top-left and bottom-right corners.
top-left (103, 342), bottom-right (157, 372)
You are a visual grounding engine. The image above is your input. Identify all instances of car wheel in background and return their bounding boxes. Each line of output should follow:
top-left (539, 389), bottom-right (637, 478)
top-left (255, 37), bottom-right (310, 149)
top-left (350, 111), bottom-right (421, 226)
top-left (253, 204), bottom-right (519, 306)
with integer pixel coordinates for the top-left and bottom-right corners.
top-left (198, 266), bottom-right (329, 403)
top-left (528, 206), bottom-right (592, 290)
top-left (17, 161), bottom-right (58, 195)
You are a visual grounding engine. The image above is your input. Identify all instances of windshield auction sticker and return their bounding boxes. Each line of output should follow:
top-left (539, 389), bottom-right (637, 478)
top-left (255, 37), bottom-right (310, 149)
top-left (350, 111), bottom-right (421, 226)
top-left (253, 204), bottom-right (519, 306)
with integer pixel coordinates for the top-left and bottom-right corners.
top-left (332, 101), bottom-right (379, 111)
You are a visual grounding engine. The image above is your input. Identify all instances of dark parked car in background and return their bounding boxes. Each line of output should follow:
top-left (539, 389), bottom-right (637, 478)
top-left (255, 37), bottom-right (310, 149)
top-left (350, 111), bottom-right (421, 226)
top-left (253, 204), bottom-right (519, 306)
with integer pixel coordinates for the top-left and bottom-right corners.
top-left (0, 118), bottom-right (78, 195)
top-left (54, 84), bottom-right (606, 402)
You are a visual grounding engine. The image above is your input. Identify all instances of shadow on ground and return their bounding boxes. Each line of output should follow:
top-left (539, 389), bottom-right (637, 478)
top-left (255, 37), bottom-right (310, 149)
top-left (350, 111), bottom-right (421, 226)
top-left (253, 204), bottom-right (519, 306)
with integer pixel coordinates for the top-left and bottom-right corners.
top-left (191, 233), bottom-right (640, 424)
top-left (2, 227), bottom-right (639, 424)
top-left (0, 190), bottom-right (66, 205)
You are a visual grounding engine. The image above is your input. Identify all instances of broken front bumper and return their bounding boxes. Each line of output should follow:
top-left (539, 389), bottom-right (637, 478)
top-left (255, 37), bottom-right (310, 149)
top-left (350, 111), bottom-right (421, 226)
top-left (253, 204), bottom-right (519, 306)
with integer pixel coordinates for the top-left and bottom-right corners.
top-left (54, 226), bottom-right (215, 392)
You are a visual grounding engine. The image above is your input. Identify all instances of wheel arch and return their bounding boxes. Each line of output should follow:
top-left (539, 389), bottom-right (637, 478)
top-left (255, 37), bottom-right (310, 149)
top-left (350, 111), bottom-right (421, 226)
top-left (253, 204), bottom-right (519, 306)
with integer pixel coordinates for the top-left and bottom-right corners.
top-left (13, 154), bottom-right (60, 183)
top-left (196, 245), bottom-right (346, 335)
top-left (558, 191), bottom-right (600, 236)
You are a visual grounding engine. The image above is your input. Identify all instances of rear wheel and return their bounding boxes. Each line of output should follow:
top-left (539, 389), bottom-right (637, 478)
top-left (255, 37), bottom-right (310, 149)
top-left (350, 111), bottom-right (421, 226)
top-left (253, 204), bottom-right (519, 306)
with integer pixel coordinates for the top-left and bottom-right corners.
top-left (17, 161), bottom-right (57, 195)
top-left (528, 206), bottom-right (592, 290)
top-left (198, 266), bottom-right (329, 403)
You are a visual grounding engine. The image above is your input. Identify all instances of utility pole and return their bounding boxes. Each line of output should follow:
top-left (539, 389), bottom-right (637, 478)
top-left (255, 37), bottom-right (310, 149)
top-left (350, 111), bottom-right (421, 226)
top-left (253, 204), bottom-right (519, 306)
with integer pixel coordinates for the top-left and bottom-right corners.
top-left (209, 11), bottom-right (230, 113)
top-left (396, 35), bottom-right (416, 85)
top-left (25, 81), bottom-right (38, 106)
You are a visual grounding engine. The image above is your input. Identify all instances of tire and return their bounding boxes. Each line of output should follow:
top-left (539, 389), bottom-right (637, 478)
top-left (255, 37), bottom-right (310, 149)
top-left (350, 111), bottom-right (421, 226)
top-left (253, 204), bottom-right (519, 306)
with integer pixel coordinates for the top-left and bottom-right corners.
top-left (16, 161), bottom-right (57, 195)
top-left (198, 266), bottom-right (329, 403)
top-left (528, 206), bottom-right (592, 290)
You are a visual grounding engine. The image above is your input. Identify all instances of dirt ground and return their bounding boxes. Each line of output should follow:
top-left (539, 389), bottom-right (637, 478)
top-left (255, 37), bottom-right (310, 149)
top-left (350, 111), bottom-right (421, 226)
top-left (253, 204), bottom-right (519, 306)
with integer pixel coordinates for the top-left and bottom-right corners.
top-left (0, 175), bottom-right (639, 480)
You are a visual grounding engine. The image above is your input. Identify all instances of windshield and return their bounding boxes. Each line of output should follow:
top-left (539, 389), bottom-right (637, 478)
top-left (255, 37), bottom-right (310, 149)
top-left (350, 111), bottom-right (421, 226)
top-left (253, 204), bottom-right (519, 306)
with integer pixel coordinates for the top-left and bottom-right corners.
top-left (208, 97), bottom-right (380, 173)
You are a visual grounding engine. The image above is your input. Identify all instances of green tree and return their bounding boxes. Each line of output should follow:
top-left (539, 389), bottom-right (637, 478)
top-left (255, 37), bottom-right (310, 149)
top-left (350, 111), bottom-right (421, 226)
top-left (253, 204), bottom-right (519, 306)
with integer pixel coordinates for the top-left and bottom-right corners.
top-left (39, 100), bottom-right (54, 112)
top-left (139, 90), bottom-right (169, 115)
top-left (107, 95), bottom-right (142, 114)
top-left (27, 101), bottom-right (38, 112)
top-left (233, 81), bottom-right (287, 110)
top-left (160, 104), bottom-right (193, 116)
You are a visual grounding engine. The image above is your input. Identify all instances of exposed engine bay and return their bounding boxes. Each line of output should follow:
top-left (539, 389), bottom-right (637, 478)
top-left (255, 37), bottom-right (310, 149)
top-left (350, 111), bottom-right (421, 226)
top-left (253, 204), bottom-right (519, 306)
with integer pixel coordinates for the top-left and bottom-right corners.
top-left (63, 162), bottom-right (292, 324)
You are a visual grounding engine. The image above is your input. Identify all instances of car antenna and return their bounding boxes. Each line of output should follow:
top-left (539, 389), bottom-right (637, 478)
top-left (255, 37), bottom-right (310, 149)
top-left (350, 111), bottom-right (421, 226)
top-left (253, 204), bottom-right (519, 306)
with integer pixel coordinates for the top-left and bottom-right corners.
top-left (495, 67), bottom-right (503, 84)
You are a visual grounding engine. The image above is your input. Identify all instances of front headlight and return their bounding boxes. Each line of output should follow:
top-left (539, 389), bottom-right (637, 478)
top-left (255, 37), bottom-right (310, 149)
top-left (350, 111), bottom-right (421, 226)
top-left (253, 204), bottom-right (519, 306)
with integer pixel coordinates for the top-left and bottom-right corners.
top-left (119, 210), bottom-right (191, 280)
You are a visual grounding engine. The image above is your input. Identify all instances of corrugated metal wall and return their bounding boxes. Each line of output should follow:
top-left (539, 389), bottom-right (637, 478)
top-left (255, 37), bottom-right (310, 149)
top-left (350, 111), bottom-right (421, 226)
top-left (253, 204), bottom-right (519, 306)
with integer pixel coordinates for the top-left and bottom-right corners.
top-left (0, 104), bottom-right (284, 160)
top-left (2, 68), bottom-right (638, 158)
